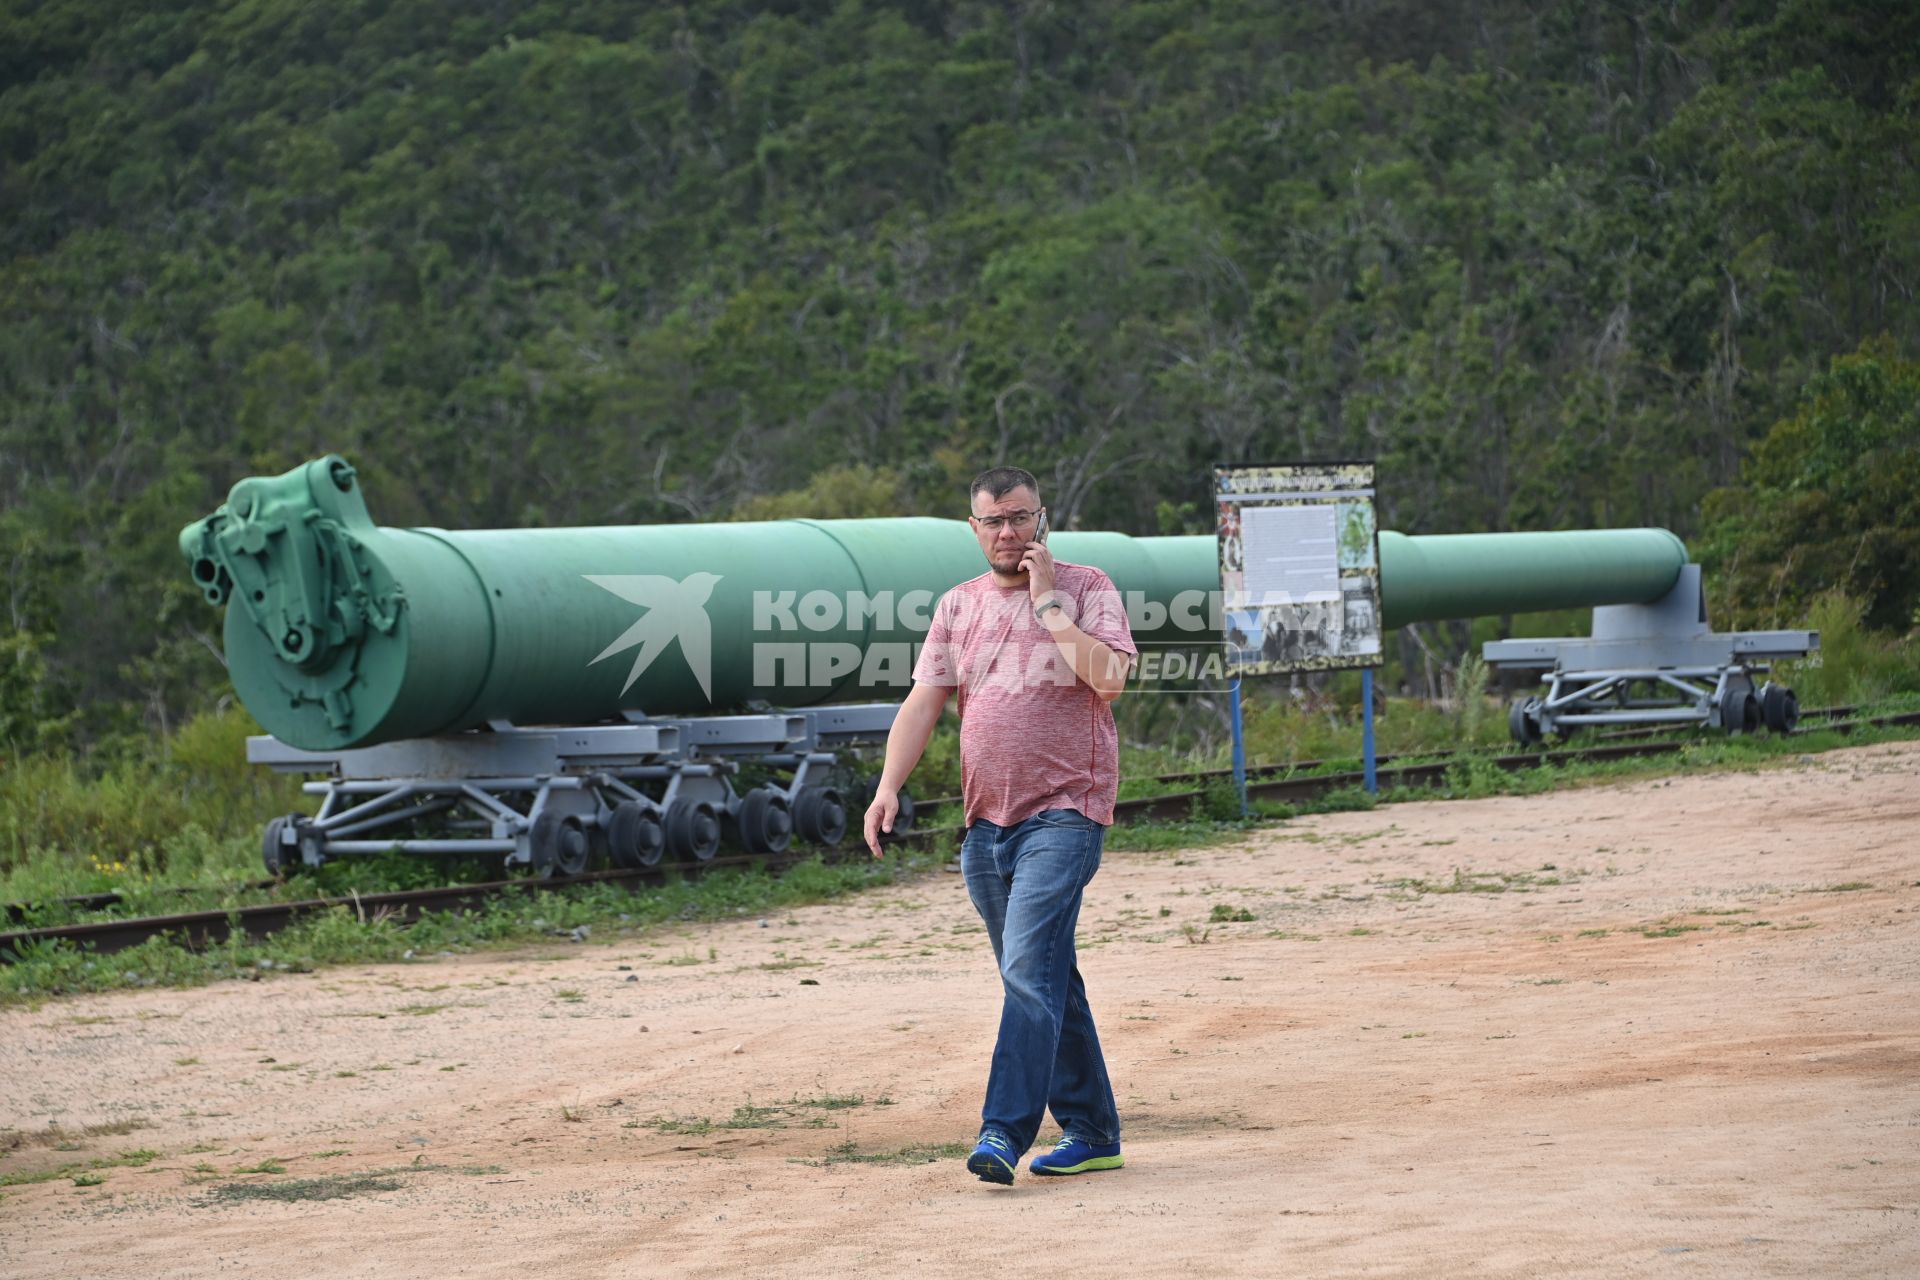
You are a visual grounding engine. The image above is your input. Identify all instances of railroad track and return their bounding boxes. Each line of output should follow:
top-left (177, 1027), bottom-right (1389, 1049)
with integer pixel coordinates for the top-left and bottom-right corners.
top-left (5, 707), bottom-right (1914, 962)
top-left (8, 703), bottom-right (1868, 929)
top-left (910, 701), bottom-right (1864, 818)
top-left (0, 853), bottom-right (835, 960)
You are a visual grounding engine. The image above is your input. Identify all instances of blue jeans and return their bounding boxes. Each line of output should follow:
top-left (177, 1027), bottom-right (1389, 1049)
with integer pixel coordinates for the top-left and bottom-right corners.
top-left (962, 808), bottom-right (1120, 1153)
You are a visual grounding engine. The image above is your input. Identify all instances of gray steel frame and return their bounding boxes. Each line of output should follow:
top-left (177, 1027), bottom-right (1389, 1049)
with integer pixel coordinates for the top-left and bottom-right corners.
top-left (251, 704), bottom-right (901, 869)
top-left (1483, 566), bottom-right (1818, 740)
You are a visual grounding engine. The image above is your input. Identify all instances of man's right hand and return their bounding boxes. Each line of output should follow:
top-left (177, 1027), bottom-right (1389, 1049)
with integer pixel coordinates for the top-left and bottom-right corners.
top-left (863, 786), bottom-right (900, 859)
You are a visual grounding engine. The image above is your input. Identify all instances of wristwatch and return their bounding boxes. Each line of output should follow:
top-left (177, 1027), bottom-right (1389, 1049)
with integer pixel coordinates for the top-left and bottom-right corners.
top-left (1034, 595), bottom-right (1066, 619)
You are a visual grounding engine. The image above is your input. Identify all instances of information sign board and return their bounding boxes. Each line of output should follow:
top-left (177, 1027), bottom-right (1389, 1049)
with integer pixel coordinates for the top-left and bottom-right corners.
top-left (1216, 462), bottom-right (1383, 675)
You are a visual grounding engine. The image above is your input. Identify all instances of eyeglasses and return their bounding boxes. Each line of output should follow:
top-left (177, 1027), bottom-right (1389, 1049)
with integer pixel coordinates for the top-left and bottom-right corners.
top-left (971, 509), bottom-right (1039, 533)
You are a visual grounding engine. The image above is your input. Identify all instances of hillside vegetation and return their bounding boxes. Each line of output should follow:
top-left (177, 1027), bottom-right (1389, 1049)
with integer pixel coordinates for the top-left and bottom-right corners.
top-left (3, 0), bottom-right (1918, 745)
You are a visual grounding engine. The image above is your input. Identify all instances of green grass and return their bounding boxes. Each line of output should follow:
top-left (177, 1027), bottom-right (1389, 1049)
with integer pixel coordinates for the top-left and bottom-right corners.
top-left (0, 1118), bottom-right (152, 1153)
top-left (804, 1139), bottom-right (970, 1167)
top-left (206, 1173), bottom-right (404, 1203)
top-left (645, 1115), bottom-right (716, 1136)
top-left (1104, 818), bottom-right (1264, 853)
top-left (5, 698), bottom-right (1915, 1003)
top-left (0, 1144), bottom-right (169, 1188)
top-left (0, 707), bottom-right (306, 910)
top-left (1, 849), bottom-right (945, 1004)
top-left (644, 1092), bottom-right (890, 1136)
top-left (1638, 923), bottom-right (1704, 939)
top-left (1770, 593), bottom-right (1920, 708)
top-left (723, 1103), bottom-right (789, 1129)
top-left (1383, 867), bottom-right (1573, 896)
top-left (198, 1159), bottom-right (501, 1204)
top-left (789, 1092), bottom-right (888, 1110)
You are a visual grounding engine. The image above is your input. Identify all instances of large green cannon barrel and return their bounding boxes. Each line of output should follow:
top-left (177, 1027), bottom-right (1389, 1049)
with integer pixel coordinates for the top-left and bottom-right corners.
top-left (180, 456), bottom-right (1215, 751)
top-left (1376, 529), bottom-right (1687, 629)
top-left (182, 457), bottom-right (1689, 751)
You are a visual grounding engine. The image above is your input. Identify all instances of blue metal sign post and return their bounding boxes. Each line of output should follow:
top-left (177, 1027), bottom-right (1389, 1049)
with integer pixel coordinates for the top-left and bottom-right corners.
top-left (1362, 667), bottom-right (1377, 794)
top-left (1230, 678), bottom-right (1249, 817)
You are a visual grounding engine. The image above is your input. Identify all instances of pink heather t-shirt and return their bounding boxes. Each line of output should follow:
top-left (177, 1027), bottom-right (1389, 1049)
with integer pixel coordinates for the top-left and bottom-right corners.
top-left (912, 560), bottom-right (1137, 828)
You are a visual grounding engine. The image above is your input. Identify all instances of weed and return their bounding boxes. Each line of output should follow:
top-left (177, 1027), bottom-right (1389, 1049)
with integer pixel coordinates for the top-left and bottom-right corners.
top-left (647, 1116), bottom-right (715, 1136)
top-left (723, 1103), bottom-right (788, 1129)
top-left (205, 1173), bottom-right (403, 1204)
top-left (788, 1093), bottom-right (875, 1111)
top-left (1775, 592), bottom-right (1920, 705)
top-left (0, 1118), bottom-right (152, 1152)
top-left (232, 1158), bottom-right (286, 1174)
top-left (806, 1140), bottom-right (969, 1167)
top-left (71, 1172), bottom-right (105, 1186)
top-left (1207, 904), bottom-right (1257, 923)
top-left (1107, 821), bottom-right (1254, 854)
top-left (1386, 867), bottom-right (1575, 897)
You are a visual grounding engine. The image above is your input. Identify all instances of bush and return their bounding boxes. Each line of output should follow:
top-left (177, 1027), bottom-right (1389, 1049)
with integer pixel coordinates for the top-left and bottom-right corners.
top-left (0, 706), bottom-right (303, 893)
top-left (1772, 590), bottom-right (1920, 707)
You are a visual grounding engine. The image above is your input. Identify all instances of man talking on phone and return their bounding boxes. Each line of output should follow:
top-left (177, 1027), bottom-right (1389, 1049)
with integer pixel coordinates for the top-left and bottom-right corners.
top-left (864, 466), bottom-right (1136, 1185)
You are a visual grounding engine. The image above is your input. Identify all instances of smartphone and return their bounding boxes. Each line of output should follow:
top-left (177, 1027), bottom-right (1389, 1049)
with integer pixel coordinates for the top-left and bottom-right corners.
top-left (1034, 510), bottom-right (1049, 544)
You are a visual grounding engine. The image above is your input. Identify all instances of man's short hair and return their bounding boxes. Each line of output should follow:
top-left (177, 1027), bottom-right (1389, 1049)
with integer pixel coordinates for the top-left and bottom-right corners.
top-left (970, 466), bottom-right (1040, 508)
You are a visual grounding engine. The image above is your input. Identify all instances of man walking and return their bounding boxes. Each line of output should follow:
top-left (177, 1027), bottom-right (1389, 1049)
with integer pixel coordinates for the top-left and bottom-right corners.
top-left (863, 466), bottom-right (1136, 1185)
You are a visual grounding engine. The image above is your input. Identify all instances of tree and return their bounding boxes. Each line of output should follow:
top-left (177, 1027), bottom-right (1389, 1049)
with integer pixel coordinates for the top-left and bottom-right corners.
top-left (1702, 340), bottom-right (1920, 632)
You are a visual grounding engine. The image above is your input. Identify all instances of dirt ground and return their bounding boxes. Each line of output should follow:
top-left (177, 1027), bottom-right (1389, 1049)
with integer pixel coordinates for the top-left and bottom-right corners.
top-left (3, 741), bottom-right (1916, 1279)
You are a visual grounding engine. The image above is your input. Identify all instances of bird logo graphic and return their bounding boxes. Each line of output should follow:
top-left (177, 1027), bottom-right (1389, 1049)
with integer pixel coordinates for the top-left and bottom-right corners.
top-left (584, 572), bottom-right (723, 702)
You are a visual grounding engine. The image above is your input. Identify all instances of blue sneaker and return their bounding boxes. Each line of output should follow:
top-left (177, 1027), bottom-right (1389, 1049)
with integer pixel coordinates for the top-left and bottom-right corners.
top-left (966, 1131), bottom-right (1019, 1185)
top-left (1029, 1135), bottom-right (1123, 1176)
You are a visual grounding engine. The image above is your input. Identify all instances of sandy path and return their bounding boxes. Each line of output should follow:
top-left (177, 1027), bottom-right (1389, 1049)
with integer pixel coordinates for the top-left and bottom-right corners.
top-left (3, 742), bottom-right (1916, 1278)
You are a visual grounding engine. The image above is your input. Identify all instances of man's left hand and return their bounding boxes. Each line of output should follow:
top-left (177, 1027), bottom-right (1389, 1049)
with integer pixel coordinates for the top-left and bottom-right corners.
top-left (1021, 540), bottom-right (1056, 604)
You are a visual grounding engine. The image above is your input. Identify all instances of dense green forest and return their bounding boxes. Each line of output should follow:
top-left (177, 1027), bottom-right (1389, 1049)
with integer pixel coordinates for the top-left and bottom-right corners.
top-left (4, 0), bottom-right (1918, 747)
